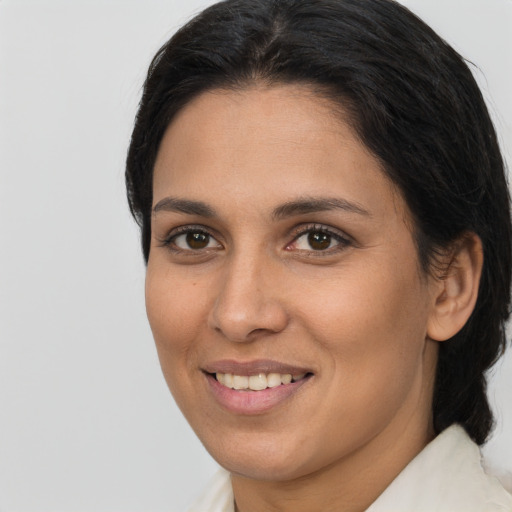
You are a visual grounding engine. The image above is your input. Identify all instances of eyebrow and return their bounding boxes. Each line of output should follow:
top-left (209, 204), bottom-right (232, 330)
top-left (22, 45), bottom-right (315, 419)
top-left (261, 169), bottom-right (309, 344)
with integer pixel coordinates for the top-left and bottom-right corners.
top-left (152, 197), bottom-right (216, 217)
top-left (272, 196), bottom-right (371, 219)
top-left (152, 195), bottom-right (370, 219)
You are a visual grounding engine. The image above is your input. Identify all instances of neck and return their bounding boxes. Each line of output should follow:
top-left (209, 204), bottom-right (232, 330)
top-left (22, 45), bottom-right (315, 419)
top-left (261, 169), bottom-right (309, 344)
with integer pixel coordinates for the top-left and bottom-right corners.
top-left (230, 339), bottom-right (439, 512)
top-left (231, 417), bottom-right (435, 512)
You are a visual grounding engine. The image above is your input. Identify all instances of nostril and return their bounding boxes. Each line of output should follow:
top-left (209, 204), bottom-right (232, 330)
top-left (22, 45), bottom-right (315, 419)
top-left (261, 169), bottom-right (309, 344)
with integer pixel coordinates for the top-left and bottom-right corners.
top-left (208, 278), bottom-right (289, 342)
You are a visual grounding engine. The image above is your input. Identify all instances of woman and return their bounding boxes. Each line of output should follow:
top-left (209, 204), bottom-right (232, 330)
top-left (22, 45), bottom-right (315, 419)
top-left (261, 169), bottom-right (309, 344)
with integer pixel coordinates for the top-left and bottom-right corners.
top-left (126, 0), bottom-right (512, 510)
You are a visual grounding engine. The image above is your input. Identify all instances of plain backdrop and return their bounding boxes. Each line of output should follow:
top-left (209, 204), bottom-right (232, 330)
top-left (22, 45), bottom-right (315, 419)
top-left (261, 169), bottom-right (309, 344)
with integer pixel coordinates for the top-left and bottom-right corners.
top-left (0, 1), bottom-right (511, 511)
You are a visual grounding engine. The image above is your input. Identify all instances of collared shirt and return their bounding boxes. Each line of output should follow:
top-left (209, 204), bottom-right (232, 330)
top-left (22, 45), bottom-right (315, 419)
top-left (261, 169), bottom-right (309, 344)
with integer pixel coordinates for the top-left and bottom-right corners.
top-left (187, 424), bottom-right (512, 511)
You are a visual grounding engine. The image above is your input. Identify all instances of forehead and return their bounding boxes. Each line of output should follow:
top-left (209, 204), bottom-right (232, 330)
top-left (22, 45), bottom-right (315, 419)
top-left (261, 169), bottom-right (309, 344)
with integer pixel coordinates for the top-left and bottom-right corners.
top-left (152, 84), bottom-right (405, 221)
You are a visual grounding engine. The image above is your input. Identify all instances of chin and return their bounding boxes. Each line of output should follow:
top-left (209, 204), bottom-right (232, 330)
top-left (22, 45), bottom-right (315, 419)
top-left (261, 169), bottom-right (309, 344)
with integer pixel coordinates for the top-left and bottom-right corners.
top-left (204, 431), bottom-right (320, 482)
top-left (223, 456), bottom-right (309, 482)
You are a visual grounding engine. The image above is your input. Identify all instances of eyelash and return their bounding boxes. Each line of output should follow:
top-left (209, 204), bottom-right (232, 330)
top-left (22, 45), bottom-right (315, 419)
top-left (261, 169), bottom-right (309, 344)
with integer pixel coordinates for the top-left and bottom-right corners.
top-left (159, 225), bottom-right (221, 253)
top-left (158, 223), bottom-right (353, 256)
top-left (288, 223), bottom-right (352, 255)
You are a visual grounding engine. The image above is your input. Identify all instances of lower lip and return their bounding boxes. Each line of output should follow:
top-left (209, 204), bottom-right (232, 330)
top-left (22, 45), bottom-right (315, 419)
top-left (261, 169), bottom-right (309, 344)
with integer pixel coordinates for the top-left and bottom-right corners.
top-left (205, 373), bottom-right (311, 415)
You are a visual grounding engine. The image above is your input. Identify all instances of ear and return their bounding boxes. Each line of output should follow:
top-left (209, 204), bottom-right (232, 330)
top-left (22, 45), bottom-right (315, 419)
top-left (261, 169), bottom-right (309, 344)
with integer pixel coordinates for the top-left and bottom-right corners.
top-left (427, 233), bottom-right (483, 342)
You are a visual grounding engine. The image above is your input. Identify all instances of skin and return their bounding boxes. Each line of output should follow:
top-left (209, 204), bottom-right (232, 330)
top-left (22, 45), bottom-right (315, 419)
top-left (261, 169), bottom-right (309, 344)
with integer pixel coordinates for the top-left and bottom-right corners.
top-left (146, 84), bottom-right (481, 512)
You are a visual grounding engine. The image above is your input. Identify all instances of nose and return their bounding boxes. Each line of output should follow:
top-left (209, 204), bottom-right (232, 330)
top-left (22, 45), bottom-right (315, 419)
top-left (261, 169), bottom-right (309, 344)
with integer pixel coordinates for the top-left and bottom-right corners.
top-left (208, 251), bottom-right (289, 342)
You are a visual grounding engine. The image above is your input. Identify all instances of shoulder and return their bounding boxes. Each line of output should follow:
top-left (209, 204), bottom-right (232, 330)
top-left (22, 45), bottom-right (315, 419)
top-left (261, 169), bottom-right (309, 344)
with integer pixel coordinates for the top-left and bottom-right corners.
top-left (186, 427), bottom-right (512, 512)
top-left (187, 468), bottom-right (234, 512)
top-left (367, 424), bottom-right (512, 512)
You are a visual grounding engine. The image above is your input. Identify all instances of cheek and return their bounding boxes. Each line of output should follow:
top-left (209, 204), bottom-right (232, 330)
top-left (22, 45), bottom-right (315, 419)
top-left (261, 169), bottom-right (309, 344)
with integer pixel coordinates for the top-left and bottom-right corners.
top-left (294, 269), bottom-right (432, 454)
top-left (144, 265), bottom-right (208, 376)
top-left (299, 258), bottom-right (431, 390)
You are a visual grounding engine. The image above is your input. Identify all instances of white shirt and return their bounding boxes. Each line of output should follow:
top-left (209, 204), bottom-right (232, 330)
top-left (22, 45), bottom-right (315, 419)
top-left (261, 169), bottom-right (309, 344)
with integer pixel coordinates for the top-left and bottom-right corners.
top-left (187, 424), bottom-right (512, 511)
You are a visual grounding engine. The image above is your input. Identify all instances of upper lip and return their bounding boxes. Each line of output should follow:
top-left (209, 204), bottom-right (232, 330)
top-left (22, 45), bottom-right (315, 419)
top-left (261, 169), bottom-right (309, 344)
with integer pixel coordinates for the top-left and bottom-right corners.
top-left (202, 359), bottom-right (313, 376)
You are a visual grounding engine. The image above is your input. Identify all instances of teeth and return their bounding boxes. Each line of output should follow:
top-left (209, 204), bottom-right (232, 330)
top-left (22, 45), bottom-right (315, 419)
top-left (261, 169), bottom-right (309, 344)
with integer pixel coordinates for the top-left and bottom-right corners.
top-left (249, 374), bottom-right (267, 391)
top-left (224, 373), bottom-right (234, 388)
top-left (233, 375), bottom-right (249, 390)
top-left (267, 373), bottom-right (281, 388)
top-left (281, 374), bottom-right (292, 385)
top-left (215, 372), bottom-right (308, 391)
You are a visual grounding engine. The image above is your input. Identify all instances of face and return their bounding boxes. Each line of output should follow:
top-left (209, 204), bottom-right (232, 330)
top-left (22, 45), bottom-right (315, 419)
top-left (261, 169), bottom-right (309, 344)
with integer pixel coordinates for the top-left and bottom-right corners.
top-left (146, 85), bottom-right (440, 482)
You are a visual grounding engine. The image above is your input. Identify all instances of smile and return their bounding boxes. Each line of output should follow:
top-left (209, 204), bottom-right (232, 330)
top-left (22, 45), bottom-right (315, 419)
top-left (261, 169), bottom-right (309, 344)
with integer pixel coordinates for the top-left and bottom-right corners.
top-left (203, 361), bottom-right (314, 414)
top-left (216, 372), bottom-right (307, 391)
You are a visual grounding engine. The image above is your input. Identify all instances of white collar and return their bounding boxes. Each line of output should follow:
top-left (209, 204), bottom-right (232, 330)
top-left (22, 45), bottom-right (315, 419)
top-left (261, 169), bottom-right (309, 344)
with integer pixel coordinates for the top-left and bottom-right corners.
top-left (188, 424), bottom-right (512, 512)
top-left (366, 424), bottom-right (512, 511)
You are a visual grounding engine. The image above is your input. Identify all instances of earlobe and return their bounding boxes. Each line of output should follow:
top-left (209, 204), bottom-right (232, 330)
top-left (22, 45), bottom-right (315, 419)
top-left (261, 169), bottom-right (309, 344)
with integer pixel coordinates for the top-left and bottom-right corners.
top-left (427, 233), bottom-right (483, 342)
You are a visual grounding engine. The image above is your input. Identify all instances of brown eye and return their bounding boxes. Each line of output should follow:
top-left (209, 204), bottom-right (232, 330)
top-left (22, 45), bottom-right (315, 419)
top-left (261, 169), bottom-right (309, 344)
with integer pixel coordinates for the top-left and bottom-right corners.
top-left (186, 232), bottom-right (210, 249)
top-left (290, 226), bottom-right (351, 254)
top-left (307, 231), bottom-right (332, 250)
top-left (170, 229), bottom-right (221, 251)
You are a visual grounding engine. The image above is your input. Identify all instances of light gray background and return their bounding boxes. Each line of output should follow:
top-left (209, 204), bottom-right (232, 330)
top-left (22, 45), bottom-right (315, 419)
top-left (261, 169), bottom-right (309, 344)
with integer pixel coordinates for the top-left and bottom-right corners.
top-left (0, 1), bottom-right (510, 511)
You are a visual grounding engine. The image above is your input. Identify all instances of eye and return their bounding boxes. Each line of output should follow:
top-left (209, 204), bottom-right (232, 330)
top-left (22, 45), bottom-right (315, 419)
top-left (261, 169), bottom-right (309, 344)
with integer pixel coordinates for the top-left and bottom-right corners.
top-left (174, 231), bottom-right (217, 250)
top-left (297, 231), bottom-right (335, 251)
top-left (162, 226), bottom-right (222, 252)
top-left (288, 225), bottom-right (351, 253)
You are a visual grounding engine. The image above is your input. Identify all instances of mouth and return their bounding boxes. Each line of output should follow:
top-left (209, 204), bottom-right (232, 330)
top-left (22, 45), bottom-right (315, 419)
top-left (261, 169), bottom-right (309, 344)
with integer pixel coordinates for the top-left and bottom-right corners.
top-left (213, 372), bottom-right (311, 391)
top-left (202, 360), bottom-right (314, 414)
